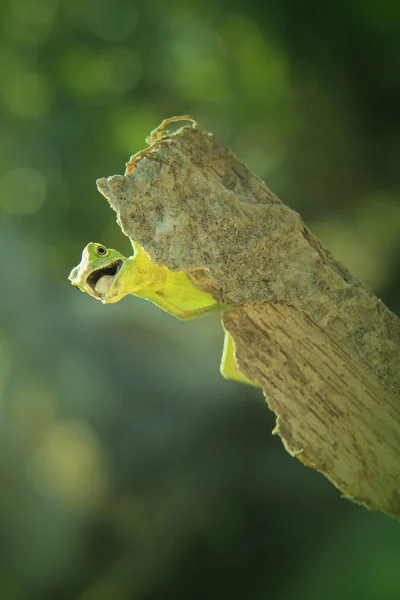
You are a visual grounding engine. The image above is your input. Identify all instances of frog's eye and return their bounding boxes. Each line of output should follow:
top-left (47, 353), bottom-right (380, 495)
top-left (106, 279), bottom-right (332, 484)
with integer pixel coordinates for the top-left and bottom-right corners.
top-left (97, 245), bottom-right (107, 256)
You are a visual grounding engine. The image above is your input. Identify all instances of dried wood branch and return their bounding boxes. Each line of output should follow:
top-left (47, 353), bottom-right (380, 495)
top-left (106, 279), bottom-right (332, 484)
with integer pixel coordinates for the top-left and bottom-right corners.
top-left (96, 118), bottom-right (400, 518)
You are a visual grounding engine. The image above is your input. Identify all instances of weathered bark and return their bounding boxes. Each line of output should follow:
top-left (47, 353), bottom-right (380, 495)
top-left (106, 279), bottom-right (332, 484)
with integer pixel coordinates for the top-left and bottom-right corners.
top-left (96, 119), bottom-right (400, 518)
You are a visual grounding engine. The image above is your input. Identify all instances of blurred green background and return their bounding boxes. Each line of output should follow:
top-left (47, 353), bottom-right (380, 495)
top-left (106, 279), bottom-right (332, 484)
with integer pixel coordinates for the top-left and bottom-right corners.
top-left (1, 0), bottom-right (400, 598)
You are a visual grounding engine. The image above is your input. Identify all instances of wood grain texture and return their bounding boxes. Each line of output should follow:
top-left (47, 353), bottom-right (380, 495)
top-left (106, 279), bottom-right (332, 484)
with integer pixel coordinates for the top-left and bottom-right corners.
top-left (96, 120), bottom-right (400, 517)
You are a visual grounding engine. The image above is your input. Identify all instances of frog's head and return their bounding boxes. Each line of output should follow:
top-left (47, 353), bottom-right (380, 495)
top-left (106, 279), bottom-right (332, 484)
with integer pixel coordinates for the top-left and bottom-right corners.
top-left (69, 242), bottom-right (129, 303)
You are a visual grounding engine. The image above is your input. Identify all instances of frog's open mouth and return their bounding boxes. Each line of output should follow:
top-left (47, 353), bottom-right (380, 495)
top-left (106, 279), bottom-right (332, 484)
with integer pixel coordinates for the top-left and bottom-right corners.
top-left (86, 260), bottom-right (123, 295)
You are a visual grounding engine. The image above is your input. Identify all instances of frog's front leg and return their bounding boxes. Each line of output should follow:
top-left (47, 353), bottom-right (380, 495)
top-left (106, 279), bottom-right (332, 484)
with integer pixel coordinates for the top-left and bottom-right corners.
top-left (142, 269), bottom-right (231, 321)
top-left (220, 329), bottom-right (260, 387)
top-left (141, 289), bottom-right (227, 321)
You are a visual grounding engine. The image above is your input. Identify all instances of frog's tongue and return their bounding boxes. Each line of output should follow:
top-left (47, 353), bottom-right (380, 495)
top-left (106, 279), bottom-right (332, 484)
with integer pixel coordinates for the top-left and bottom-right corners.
top-left (95, 274), bottom-right (114, 296)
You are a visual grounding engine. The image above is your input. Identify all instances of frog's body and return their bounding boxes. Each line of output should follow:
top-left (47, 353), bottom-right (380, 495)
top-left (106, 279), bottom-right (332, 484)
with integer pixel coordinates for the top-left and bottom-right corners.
top-left (69, 242), bottom-right (256, 385)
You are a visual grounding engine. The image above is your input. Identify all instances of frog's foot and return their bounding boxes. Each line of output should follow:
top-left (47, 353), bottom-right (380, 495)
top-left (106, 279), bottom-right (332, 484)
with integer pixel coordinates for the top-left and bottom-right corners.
top-left (126, 117), bottom-right (197, 174)
top-left (146, 115), bottom-right (197, 144)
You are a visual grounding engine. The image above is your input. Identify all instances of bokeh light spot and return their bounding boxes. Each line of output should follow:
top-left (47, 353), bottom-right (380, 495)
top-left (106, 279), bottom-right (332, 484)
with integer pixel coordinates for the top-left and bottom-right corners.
top-left (173, 57), bottom-right (230, 103)
top-left (5, 0), bottom-right (58, 45)
top-left (313, 193), bottom-right (400, 289)
top-left (0, 69), bottom-right (54, 119)
top-left (0, 167), bottom-right (47, 215)
top-left (9, 381), bottom-right (57, 445)
top-left (86, 0), bottom-right (138, 42)
top-left (32, 419), bottom-right (107, 510)
top-left (0, 336), bottom-right (10, 406)
top-left (109, 105), bottom-right (159, 155)
top-left (61, 46), bottom-right (141, 97)
top-left (221, 15), bottom-right (289, 104)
